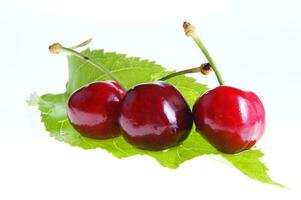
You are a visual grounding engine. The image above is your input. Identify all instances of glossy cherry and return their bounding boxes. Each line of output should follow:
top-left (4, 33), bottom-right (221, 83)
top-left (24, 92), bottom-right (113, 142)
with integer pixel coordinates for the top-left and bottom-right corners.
top-left (67, 81), bottom-right (125, 139)
top-left (193, 86), bottom-right (265, 153)
top-left (119, 81), bottom-right (193, 150)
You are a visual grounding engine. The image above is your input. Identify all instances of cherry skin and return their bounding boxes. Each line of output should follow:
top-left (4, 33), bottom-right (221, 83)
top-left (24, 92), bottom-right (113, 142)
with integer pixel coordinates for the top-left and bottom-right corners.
top-left (67, 81), bottom-right (126, 139)
top-left (119, 81), bottom-right (193, 150)
top-left (193, 86), bottom-right (265, 154)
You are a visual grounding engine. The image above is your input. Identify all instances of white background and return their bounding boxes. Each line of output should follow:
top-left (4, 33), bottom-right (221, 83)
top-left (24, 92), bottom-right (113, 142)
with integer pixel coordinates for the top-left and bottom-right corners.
top-left (0, 0), bottom-right (301, 199)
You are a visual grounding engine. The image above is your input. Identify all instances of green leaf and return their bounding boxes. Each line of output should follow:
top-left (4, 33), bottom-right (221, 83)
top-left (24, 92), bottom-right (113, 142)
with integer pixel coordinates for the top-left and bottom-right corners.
top-left (36, 48), bottom-right (282, 187)
top-left (222, 151), bottom-right (285, 188)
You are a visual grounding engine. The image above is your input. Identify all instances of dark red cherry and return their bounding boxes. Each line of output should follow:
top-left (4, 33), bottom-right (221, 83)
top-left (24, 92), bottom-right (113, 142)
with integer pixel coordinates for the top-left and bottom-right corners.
top-left (193, 86), bottom-right (265, 154)
top-left (67, 81), bottom-right (126, 139)
top-left (119, 81), bottom-right (193, 150)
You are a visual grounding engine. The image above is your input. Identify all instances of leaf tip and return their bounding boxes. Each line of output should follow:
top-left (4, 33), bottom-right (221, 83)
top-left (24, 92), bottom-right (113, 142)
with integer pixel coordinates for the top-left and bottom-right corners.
top-left (27, 92), bottom-right (40, 107)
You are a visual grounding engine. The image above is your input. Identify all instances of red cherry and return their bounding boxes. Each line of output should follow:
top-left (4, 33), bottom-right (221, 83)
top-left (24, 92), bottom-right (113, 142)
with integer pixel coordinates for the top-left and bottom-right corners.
top-left (193, 86), bottom-right (265, 153)
top-left (119, 81), bottom-right (193, 150)
top-left (67, 81), bottom-right (125, 139)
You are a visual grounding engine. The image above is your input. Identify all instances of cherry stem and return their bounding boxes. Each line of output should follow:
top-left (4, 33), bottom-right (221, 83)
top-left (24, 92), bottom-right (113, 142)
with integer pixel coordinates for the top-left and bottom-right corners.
top-left (49, 40), bottom-right (127, 91)
top-left (184, 22), bottom-right (225, 85)
top-left (160, 66), bottom-right (201, 81)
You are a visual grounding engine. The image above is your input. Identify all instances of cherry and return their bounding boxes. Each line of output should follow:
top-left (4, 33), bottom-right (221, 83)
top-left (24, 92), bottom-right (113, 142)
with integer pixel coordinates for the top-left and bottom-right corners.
top-left (193, 86), bottom-right (265, 153)
top-left (119, 81), bottom-right (193, 150)
top-left (49, 39), bottom-right (127, 139)
top-left (67, 81), bottom-right (125, 139)
top-left (184, 22), bottom-right (266, 153)
top-left (160, 22), bottom-right (266, 153)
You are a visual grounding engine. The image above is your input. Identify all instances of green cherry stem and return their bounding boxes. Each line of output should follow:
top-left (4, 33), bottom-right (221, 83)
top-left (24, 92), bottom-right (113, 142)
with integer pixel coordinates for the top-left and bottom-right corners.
top-left (183, 22), bottom-right (225, 85)
top-left (159, 62), bottom-right (212, 81)
top-left (160, 66), bottom-right (201, 81)
top-left (48, 40), bottom-right (127, 91)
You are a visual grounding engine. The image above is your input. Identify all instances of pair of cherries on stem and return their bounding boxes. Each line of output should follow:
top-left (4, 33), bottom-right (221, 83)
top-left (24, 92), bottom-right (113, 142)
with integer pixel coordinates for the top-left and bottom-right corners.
top-left (50, 22), bottom-right (265, 154)
top-left (67, 80), bottom-right (192, 150)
